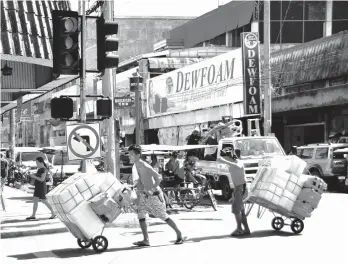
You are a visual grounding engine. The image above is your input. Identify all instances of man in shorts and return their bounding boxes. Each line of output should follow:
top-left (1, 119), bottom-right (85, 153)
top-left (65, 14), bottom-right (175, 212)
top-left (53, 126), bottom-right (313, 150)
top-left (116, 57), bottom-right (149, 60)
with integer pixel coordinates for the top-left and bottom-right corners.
top-left (218, 146), bottom-right (251, 236)
top-left (0, 153), bottom-right (8, 211)
top-left (129, 144), bottom-right (186, 247)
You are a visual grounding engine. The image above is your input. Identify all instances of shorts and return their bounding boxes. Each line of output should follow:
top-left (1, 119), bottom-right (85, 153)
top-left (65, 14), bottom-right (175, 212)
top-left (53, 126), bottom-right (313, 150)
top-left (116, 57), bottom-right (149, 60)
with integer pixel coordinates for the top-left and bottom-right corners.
top-left (231, 184), bottom-right (247, 214)
top-left (137, 191), bottom-right (169, 221)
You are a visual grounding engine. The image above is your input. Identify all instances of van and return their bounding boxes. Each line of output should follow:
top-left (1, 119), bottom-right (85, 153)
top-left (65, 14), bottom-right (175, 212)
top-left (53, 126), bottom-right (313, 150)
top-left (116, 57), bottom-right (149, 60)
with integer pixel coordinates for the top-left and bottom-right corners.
top-left (14, 147), bottom-right (49, 173)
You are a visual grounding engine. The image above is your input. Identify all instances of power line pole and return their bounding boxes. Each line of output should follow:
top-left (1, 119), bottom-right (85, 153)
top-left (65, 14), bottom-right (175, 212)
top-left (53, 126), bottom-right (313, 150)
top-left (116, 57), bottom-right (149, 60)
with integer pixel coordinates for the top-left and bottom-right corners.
top-left (102, 1), bottom-right (117, 177)
top-left (263, 0), bottom-right (272, 136)
top-left (79, 0), bottom-right (87, 172)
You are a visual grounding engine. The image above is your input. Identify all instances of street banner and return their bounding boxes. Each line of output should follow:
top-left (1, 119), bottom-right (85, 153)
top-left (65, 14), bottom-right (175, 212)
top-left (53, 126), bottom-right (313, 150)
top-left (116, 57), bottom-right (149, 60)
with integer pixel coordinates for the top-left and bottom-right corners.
top-left (241, 32), bottom-right (261, 116)
top-left (115, 96), bottom-right (134, 108)
top-left (146, 49), bottom-right (243, 118)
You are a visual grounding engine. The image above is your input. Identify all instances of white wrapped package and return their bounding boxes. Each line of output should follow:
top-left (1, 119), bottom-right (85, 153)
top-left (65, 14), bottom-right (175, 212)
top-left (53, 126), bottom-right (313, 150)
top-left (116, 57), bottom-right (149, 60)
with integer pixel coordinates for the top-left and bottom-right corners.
top-left (259, 156), bottom-right (306, 177)
top-left (278, 190), bottom-right (297, 212)
top-left (68, 200), bottom-right (105, 239)
top-left (75, 177), bottom-right (101, 201)
top-left (284, 174), bottom-right (305, 198)
top-left (265, 169), bottom-right (291, 190)
top-left (297, 188), bottom-right (322, 209)
top-left (292, 200), bottom-right (313, 218)
top-left (301, 175), bottom-right (327, 194)
top-left (56, 185), bottom-right (84, 213)
top-left (99, 173), bottom-right (123, 198)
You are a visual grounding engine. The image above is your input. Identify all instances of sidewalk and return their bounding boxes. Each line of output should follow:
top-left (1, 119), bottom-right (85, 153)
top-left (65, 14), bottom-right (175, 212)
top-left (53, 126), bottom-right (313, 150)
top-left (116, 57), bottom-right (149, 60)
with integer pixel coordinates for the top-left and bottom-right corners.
top-left (0, 186), bottom-right (164, 239)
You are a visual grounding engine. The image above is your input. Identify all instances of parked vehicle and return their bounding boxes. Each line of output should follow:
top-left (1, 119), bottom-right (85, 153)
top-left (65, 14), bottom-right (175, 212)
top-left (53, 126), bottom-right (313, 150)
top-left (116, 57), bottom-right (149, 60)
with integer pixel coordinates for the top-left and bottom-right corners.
top-left (296, 143), bottom-right (348, 190)
top-left (14, 147), bottom-right (50, 174)
top-left (196, 136), bottom-right (286, 200)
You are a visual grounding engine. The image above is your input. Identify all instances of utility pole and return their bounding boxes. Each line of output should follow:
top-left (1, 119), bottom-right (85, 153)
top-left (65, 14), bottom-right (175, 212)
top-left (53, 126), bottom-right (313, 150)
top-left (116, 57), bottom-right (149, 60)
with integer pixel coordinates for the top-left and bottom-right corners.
top-left (9, 110), bottom-right (15, 160)
top-left (263, 0), bottom-right (272, 136)
top-left (102, 1), bottom-right (117, 177)
top-left (135, 78), bottom-right (141, 145)
top-left (79, 0), bottom-right (87, 172)
top-left (113, 69), bottom-right (121, 179)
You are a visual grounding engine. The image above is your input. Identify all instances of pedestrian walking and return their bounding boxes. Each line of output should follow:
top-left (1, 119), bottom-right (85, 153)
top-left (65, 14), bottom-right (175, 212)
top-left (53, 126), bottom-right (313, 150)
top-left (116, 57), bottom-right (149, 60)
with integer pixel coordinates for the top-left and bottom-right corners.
top-left (26, 157), bottom-right (56, 220)
top-left (0, 153), bottom-right (9, 211)
top-left (218, 146), bottom-right (251, 237)
top-left (128, 144), bottom-right (186, 247)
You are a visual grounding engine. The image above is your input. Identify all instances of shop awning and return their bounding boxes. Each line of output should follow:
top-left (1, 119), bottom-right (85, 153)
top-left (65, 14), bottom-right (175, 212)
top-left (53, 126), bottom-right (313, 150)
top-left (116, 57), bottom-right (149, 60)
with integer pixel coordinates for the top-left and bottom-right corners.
top-left (169, 1), bottom-right (255, 48)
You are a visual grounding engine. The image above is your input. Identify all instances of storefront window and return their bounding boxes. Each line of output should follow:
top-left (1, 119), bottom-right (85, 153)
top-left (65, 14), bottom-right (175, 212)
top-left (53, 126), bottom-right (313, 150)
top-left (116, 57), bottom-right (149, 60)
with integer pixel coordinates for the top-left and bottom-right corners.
top-left (304, 21), bottom-right (324, 42)
top-left (333, 1), bottom-right (348, 20)
top-left (304, 1), bottom-right (325, 20)
top-left (270, 22), bottom-right (281, 44)
top-left (281, 22), bottom-right (303, 43)
top-left (332, 21), bottom-right (348, 34)
top-left (282, 1), bottom-right (304, 20)
top-left (209, 33), bottom-right (226, 46)
top-left (270, 1), bottom-right (281, 20)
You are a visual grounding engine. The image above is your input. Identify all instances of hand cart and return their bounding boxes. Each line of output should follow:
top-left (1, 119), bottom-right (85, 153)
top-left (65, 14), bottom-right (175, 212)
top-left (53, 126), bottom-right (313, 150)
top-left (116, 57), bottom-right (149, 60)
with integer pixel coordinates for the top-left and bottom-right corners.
top-left (244, 196), bottom-right (305, 234)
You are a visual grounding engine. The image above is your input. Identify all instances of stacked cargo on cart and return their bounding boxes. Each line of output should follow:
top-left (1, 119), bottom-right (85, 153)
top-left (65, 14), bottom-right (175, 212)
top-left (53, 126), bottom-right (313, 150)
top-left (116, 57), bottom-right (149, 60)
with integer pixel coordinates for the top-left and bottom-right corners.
top-left (245, 155), bottom-right (327, 234)
top-left (46, 172), bottom-right (137, 253)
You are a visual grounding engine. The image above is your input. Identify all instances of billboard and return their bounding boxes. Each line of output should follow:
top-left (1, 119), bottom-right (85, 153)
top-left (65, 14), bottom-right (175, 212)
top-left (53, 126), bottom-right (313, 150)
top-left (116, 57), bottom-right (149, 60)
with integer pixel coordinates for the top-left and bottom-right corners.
top-left (146, 49), bottom-right (243, 118)
top-left (241, 32), bottom-right (261, 116)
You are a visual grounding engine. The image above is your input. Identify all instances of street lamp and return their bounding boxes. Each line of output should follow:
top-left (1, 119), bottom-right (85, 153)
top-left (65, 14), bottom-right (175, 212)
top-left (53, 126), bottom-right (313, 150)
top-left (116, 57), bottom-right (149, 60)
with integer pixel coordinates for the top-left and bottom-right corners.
top-left (1, 64), bottom-right (13, 76)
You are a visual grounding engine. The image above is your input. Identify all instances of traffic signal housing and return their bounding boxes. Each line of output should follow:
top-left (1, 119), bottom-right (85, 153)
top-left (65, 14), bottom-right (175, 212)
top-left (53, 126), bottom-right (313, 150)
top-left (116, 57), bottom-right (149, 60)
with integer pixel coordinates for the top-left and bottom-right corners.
top-left (97, 16), bottom-right (119, 73)
top-left (97, 98), bottom-right (112, 118)
top-left (51, 97), bottom-right (74, 119)
top-left (52, 10), bottom-right (80, 77)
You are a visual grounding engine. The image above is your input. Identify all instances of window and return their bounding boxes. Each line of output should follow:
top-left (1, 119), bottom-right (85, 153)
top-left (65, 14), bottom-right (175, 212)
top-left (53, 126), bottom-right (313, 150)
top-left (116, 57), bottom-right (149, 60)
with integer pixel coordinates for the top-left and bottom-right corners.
top-left (281, 22), bottom-right (303, 43)
top-left (259, 22), bottom-right (264, 44)
top-left (300, 148), bottom-right (314, 159)
top-left (21, 152), bottom-right (47, 162)
top-left (333, 1), bottom-right (348, 20)
top-left (304, 21), bottom-right (324, 42)
top-left (332, 21), bottom-right (348, 34)
top-left (282, 1), bottom-right (304, 20)
top-left (270, 1), bottom-right (281, 20)
top-left (315, 148), bottom-right (328, 159)
top-left (304, 1), bottom-right (325, 20)
top-left (271, 22), bottom-right (281, 44)
top-left (53, 154), bottom-right (80, 166)
top-left (209, 33), bottom-right (226, 46)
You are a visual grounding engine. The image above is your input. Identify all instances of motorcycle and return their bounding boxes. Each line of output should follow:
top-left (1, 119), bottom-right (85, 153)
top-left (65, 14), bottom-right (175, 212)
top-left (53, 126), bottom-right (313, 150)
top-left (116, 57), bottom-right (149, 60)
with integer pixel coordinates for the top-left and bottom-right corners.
top-left (6, 163), bottom-right (30, 187)
top-left (94, 158), bottom-right (105, 172)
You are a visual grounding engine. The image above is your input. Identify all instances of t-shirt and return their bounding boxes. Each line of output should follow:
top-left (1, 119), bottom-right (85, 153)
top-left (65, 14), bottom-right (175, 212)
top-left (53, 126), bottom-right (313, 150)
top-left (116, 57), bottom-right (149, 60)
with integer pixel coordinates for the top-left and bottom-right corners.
top-left (132, 161), bottom-right (162, 191)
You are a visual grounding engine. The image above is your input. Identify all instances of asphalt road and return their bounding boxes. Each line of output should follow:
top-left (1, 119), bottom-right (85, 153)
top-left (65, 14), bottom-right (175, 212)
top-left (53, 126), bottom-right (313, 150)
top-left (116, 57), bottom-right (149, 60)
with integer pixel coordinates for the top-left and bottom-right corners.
top-left (1, 193), bottom-right (347, 264)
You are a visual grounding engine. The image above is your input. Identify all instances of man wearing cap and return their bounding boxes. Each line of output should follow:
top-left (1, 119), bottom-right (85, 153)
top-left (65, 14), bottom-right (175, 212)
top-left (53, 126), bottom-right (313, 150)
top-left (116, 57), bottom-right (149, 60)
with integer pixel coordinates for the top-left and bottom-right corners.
top-left (128, 144), bottom-right (186, 247)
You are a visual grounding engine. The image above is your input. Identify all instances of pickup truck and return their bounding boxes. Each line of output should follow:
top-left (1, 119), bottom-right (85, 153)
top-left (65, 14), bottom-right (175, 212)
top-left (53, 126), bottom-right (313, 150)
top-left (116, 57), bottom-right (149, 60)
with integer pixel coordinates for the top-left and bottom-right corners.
top-left (196, 136), bottom-right (286, 200)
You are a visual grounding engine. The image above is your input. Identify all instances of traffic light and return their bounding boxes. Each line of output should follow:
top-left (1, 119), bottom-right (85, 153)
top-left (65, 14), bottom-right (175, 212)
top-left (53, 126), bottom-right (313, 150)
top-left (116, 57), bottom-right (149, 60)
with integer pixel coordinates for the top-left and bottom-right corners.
top-left (97, 16), bottom-right (119, 73)
top-left (52, 10), bottom-right (79, 77)
top-left (51, 97), bottom-right (74, 119)
top-left (97, 98), bottom-right (112, 118)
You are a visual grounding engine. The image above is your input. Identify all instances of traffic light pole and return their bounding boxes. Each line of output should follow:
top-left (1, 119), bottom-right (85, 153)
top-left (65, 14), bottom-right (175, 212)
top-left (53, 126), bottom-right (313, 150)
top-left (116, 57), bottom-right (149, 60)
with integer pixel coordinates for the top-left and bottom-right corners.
top-left (102, 1), bottom-right (117, 178)
top-left (79, 0), bottom-right (87, 173)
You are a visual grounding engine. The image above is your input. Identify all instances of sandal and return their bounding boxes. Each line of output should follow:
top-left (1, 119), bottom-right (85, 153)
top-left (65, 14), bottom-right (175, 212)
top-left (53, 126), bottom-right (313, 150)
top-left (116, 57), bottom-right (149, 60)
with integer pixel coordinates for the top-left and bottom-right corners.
top-left (49, 215), bottom-right (57, 219)
top-left (231, 230), bottom-right (245, 237)
top-left (26, 216), bottom-right (36, 220)
top-left (133, 241), bottom-right (150, 247)
top-left (174, 236), bottom-right (187, 245)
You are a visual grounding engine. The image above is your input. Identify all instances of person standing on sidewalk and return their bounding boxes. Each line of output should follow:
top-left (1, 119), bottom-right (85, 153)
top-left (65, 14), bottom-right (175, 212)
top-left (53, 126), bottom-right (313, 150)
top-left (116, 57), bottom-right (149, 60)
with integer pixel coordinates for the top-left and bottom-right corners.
top-left (218, 146), bottom-right (251, 237)
top-left (0, 153), bottom-right (8, 211)
top-left (128, 144), bottom-right (186, 247)
top-left (26, 157), bottom-right (56, 220)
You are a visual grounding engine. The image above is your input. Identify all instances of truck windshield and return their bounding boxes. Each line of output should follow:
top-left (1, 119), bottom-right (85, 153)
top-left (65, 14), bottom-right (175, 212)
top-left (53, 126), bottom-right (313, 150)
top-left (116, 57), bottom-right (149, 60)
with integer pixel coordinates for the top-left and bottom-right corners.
top-left (53, 154), bottom-right (80, 166)
top-left (234, 138), bottom-right (284, 159)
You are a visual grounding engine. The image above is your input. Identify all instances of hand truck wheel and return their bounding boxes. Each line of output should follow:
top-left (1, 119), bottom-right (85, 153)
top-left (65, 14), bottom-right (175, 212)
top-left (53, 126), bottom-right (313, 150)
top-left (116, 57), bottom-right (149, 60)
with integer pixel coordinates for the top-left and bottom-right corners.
top-left (291, 219), bottom-right (304, 234)
top-left (271, 217), bottom-right (284, 231)
top-left (77, 238), bottom-right (92, 249)
top-left (92, 235), bottom-right (108, 253)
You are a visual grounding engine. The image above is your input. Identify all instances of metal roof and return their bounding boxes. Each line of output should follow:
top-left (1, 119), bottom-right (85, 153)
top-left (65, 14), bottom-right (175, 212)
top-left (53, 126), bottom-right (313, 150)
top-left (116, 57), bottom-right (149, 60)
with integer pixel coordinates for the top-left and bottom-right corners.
top-left (1, 0), bottom-right (71, 112)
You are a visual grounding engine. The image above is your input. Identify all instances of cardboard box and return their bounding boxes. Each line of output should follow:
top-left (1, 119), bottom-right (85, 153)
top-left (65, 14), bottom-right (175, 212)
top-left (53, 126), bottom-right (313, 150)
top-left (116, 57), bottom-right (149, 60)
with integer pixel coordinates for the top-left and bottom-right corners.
top-left (297, 188), bottom-right (322, 209)
top-left (292, 200), bottom-right (313, 218)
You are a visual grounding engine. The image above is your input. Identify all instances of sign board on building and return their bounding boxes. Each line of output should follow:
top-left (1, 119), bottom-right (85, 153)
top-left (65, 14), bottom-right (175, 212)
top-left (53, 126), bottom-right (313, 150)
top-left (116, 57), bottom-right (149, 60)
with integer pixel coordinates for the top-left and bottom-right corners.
top-left (241, 32), bottom-right (261, 116)
top-left (146, 49), bottom-right (243, 118)
top-left (115, 96), bottom-right (134, 108)
top-left (129, 76), bottom-right (144, 92)
top-left (66, 123), bottom-right (101, 160)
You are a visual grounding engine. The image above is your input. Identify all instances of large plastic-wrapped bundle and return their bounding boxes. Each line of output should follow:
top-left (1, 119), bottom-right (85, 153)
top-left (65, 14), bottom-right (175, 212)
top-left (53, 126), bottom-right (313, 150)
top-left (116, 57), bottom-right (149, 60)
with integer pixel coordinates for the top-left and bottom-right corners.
top-left (46, 172), bottom-right (124, 240)
top-left (301, 175), bottom-right (327, 194)
top-left (258, 156), bottom-right (307, 177)
top-left (292, 200), bottom-right (313, 218)
top-left (89, 193), bottom-right (122, 223)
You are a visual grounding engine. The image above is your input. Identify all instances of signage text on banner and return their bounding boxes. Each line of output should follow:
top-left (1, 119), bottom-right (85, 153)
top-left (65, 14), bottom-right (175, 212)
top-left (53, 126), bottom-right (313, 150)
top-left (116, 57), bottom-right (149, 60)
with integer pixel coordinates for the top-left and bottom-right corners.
top-left (115, 96), bottom-right (134, 108)
top-left (145, 49), bottom-right (244, 118)
top-left (241, 32), bottom-right (261, 116)
top-left (66, 123), bottom-right (101, 161)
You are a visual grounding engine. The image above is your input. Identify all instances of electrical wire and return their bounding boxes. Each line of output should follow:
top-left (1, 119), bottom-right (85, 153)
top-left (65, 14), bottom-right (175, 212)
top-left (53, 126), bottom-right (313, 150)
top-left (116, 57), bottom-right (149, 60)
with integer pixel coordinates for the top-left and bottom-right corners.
top-left (275, 0), bottom-right (292, 44)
